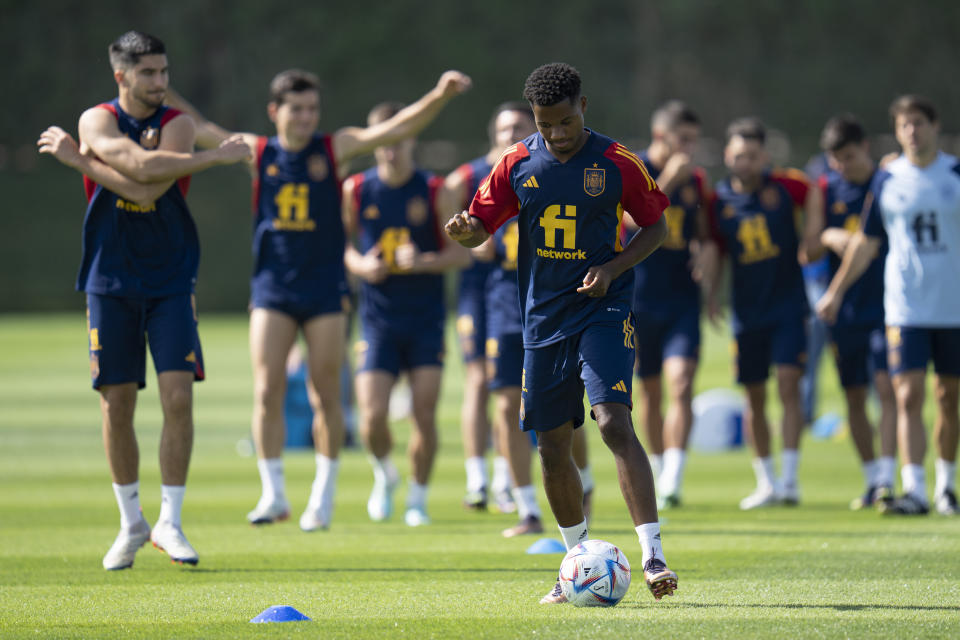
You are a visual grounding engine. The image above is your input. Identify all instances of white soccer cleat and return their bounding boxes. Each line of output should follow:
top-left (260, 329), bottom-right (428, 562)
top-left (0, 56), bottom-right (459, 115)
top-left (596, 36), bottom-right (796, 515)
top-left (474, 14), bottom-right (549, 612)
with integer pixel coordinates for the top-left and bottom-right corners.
top-left (102, 519), bottom-right (151, 570)
top-left (299, 496), bottom-right (333, 532)
top-left (779, 483), bottom-right (800, 506)
top-left (246, 498), bottom-right (290, 525)
top-left (367, 474), bottom-right (399, 522)
top-left (150, 521), bottom-right (199, 566)
top-left (739, 485), bottom-right (780, 510)
top-left (404, 506), bottom-right (431, 527)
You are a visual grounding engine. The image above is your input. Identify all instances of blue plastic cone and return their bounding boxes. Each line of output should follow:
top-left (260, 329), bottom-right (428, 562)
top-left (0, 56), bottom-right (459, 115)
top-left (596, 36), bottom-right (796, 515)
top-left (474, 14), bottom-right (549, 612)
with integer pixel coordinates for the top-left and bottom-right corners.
top-left (250, 605), bottom-right (311, 623)
top-left (526, 538), bottom-right (567, 554)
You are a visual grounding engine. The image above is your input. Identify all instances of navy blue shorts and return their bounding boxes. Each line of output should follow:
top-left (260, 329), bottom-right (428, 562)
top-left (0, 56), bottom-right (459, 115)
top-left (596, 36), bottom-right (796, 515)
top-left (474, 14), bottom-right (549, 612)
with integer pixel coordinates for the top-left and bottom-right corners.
top-left (86, 293), bottom-right (205, 390)
top-left (829, 324), bottom-right (887, 387)
top-left (886, 326), bottom-right (960, 377)
top-left (633, 306), bottom-right (700, 378)
top-left (486, 332), bottom-right (523, 390)
top-left (734, 317), bottom-right (807, 385)
top-left (356, 318), bottom-right (445, 376)
top-left (251, 282), bottom-right (350, 325)
top-left (520, 317), bottom-right (636, 432)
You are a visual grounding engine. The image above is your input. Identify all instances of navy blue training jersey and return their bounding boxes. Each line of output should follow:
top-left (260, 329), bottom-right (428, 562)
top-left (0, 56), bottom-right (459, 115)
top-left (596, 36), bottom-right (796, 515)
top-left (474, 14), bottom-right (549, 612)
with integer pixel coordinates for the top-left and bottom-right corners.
top-left (347, 168), bottom-right (446, 331)
top-left (454, 156), bottom-right (496, 293)
top-left (469, 130), bottom-right (669, 347)
top-left (77, 99), bottom-right (197, 297)
top-left (486, 216), bottom-right (523, 337)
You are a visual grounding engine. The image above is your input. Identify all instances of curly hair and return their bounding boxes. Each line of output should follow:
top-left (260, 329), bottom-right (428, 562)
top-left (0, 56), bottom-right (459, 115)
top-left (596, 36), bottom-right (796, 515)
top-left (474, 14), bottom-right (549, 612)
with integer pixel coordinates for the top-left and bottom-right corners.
top-left (522, 63), bottom-right (581, 107)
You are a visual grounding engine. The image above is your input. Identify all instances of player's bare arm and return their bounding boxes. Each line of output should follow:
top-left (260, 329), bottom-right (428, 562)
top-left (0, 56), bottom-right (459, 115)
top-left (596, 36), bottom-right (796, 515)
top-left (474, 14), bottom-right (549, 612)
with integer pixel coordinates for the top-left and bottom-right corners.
top-left (444, 212), bottom-right (490, 248)
top-left (820, 227), bottom-right (854, 256)
top-left (332, 71), bottom-right (472, 164)
top-left (164, 88), bottom-right (259, 173)
top-left (78, 108), bottom-right (250, 183)
top-left (815, 229), bottom-right (881, 324)
top-left (578, 215), bottom-right (667, 297)
top-left (798, 184), bottom-right (826, 264)
top-left (395, 225), bottom-right (471, 274)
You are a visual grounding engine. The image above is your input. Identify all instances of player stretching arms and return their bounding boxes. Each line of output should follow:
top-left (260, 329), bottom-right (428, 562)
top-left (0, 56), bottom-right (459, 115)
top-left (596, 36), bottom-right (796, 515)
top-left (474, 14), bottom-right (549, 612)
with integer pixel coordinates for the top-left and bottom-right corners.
top-left (167, 70), bottom-right (471, 530)
top-left (816, 115), bottom-right (897, 509)
top-left (446, 63), bottom-right (677, 603)
top-left (706, 117), bottom-right (824, 509)
top-left (817, 96), bottom-right (960, 516)
top-left (344, 102), bottom-right (470, 527)
top-left (37, 31), bottom-right (250, 568)
top-left (625, 101), bottom-right (714, 509)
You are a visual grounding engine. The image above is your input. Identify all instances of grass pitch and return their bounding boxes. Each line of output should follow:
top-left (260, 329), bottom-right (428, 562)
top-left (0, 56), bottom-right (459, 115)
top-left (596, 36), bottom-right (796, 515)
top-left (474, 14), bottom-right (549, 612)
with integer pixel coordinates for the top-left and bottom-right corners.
top-left (1, 313), bottom-right (958, 639)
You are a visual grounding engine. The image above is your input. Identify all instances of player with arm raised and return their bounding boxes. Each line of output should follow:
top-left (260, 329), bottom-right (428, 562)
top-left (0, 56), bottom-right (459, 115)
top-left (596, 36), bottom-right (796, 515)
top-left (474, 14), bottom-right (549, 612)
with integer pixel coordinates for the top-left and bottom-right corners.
top-left (166, 69), bottom-right (471, 530)
top-left (446, 63), bottom-right (677, 603)
top-left (704, 117), bottom-right (824, 510)
top-left (36, 31), bottom-right (249, 570)
top-left (344, 102), bottom-right (470, 527)
top-left (817, 96), bottom-right (960, 516)
top-left (815, 115), bottom-right (897, 510)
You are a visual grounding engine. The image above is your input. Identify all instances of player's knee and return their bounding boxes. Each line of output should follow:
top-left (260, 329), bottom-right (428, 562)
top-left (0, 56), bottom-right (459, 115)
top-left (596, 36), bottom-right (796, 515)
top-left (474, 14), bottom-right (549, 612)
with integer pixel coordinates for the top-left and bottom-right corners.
top-left (935, 383), bottom-right (959, 412)
top-left (895, 380), bottom-right (924, 412)
top-left (161, 385), bottom-right (193, 420)
top-left (596, 412), bottom-right (636, 453)
top-left (669, 373), bottom-right (694, 404)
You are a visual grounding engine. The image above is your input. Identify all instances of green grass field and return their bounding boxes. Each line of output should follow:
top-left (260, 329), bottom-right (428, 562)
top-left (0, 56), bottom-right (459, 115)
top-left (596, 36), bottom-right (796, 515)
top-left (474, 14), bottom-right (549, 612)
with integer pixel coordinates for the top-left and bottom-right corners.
top-left (1, 313), bottom-right (958, 639)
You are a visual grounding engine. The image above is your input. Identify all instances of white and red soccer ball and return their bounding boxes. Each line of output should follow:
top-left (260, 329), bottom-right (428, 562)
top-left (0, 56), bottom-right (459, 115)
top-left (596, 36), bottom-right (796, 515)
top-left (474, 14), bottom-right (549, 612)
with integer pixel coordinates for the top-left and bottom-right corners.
top-left (559, 539), bottom-right (631, 607)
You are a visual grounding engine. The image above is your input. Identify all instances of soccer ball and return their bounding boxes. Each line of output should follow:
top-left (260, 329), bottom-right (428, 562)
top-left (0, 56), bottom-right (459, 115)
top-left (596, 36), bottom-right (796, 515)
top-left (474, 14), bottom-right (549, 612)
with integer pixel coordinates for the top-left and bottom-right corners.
top-left (558, 539), bottom-right (631, 606)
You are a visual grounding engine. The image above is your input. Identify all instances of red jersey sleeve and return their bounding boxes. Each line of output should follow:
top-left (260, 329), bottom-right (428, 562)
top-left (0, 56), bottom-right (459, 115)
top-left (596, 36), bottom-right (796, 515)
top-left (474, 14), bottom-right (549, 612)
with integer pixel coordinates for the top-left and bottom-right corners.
top-left (705, 190), bottom-right (727, 254)
top-left (467, 143), bottom-right (528, 234)
top-left (604, 142), bottom-right (669, 227)
top-left (770, 168), bottom-right (811, 206)
top-left (250, 136), bottom-right (269, 213)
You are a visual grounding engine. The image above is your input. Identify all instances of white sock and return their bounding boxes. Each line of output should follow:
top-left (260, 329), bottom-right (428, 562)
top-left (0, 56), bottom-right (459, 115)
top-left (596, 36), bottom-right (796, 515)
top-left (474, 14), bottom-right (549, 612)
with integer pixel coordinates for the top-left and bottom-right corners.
top-left (660, 448), bottom-right (686, 496)
top-left (465, 456), bottom-right (487, 493)
top-left (935, 458), bottom-right (956, 497)
top-left (649, 454), bottom-right (663, 481)
top-left (158, 485), bottom-right (185, 527)
top-left (752, 457), bottom-right (776, 490)
top-left (257, 457), bottom-right (285, 503)
top-left (307, 454), bottom-right (340, 513)
top-left (862, 459), bottom-right (879, 488)
top-left (558, 519), bottom-right (588, 551)
top-left (512, 485), bottom-right (541, 520)
top-left (407, 481), bottom-right (428, 510)
top-left (901, 464), bottom-right (927, 502)
top-left (635, 522), bottom-right (665, 566)
top-left (370, 455), bottom-right (398, 485)
top-left (780, 449), bottom-right (799, 490)
top-left (578, 464), bottom-right (595, 494)
top-left (491, 456), bottom-right (511, 493)
top-left (112, 481), bottom-right (144, 529)
top-left (877, 457), bottom-right (897, 488)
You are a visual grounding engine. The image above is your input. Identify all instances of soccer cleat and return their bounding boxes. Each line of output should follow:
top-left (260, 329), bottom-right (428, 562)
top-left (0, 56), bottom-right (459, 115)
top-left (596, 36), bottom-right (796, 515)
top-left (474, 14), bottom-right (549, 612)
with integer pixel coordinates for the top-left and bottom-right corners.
top-left (779, 483), bottom-right (800, 507)
top-left (643, 557), bottom-right (678, 600)
top-left (463, 487), bottom-right (488, 511)
top-left (102, 519), bottom-right (151, 570)
top-left (934, 489), bottom-right (959, 516)
top-left (502, 515), bottom-right (544, 538)
top-left (298, 507), bottom-right (330, 532)
top-left (657, 493), bottom-right (682, 510)
top-left (879, 493), bottom-right (929, 516)
top-left (150, 521), bottom-right (199, 565)
top-left (850, 484), bottom-right (892, 511)
top-left (539, 579), bottom-right (567, 604)
top-left (404, 506), bottom-right (431, 527)
top-left (367, 473), bottom-right (399, 522)
top-left (246, 498), bottom-right (290, 525)
top-left (492, 488), bottom-right (517, 514)
top-left (872, 485), bottom-right (894, 509)
top-left (739, 485), bottom-right (779, 510)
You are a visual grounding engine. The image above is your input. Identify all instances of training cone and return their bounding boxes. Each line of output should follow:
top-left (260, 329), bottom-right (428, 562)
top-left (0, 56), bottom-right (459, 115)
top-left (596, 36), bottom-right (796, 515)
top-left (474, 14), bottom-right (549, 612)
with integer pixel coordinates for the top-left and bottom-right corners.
top-left (250, 605), bottom-right (311, 623)
top-left (526, 538), bottom-right (567, 554)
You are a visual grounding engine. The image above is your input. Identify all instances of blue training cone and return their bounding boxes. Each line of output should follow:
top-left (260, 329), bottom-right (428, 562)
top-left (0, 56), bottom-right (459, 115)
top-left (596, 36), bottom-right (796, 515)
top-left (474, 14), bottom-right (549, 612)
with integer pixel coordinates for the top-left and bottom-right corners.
top-left (250, 605), bottom-right (311, 623)
top-left (526, 538), bottom-right (567, 554)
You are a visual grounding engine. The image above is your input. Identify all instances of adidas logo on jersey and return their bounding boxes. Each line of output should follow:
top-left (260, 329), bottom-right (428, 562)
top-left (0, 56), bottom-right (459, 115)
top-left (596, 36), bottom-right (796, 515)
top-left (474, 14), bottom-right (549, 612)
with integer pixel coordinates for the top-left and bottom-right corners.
top-left (522, 176), bottom-right (540, 188)
top-left (611, 380), bottom-right (628, 393)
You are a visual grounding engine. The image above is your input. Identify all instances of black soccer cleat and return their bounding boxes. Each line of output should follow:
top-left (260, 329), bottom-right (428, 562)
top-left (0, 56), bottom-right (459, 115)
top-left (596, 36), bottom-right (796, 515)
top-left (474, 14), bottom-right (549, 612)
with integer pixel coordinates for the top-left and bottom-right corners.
top-left (879, 493), bottom-right (929, 516)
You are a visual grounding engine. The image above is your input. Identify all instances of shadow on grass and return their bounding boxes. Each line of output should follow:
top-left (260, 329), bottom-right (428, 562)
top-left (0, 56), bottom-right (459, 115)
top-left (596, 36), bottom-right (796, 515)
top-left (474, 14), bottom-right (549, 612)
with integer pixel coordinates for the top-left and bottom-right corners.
top-left (186, 566), bottom-right (533, 574)
top-left (616, 601), bottom-right (958, 612)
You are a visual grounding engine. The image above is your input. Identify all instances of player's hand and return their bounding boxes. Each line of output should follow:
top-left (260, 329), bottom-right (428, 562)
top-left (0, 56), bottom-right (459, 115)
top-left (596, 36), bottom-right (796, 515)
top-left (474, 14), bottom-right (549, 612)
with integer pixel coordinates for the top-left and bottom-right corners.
top-left (445, 211), bottom-right (484, 244)
top-left (436, 71), bottom-right (472, 100)
top-left (217, 134), bottom-right (253, 164)
top-left (359, 245), bottom-right (389, 284)
top-left (577, 265), bottom-right (613, 298)
top-left (37, 126), bottom-right (83, 168)
top-left (394, 242), bottom-right (421, 272)
top-left (815, 290), bottom-right (841, 325)
top-left (659, 152), bottom-right (693, 191)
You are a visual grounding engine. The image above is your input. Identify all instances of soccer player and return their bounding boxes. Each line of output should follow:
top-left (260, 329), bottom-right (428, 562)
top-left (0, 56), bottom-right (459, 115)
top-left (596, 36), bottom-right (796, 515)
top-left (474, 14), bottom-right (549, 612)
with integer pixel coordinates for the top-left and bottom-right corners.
top-left (343, 101), bottom-right (471, 527)
top-left (817, 95), bottom-right (960, 516)
top-left (439, 102), bottom-right (537, 512)
top-left (625, 100), bottom-right (714, 509)
top-left (166, 70), bottom-right (471, 530)
top-left (445, 63), bottom-right (678, 603)
top-left (705, 117), bottom-right (824, 510)
top-left (36, 31), bottom-right (251, 569)
top-left (815, 114), bottom-right (897, 509)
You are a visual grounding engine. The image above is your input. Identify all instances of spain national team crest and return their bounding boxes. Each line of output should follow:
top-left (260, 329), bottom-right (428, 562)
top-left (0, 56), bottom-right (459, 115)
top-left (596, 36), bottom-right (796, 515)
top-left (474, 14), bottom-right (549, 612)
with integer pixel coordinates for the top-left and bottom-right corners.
top-left (760, 186), bottom-right (781, 210)
top-left (307, 154), bottom-right (329, 181)
top-left (266, 164), bottom-right (279, 177)
top-left (140, 127), bottom-right (160, 149)
top-left (406, 196), bottom-right (428, 225)
top-left (363, 205), bottom-right (380, 220)
top-left (681, 184), bottom-right (698, 207)
top-left (584, 167), bottom-right (605, 197)
top-left (832, 200), bottom-right (847, 215)
top-left (722, 204), bottom-right (737, 219)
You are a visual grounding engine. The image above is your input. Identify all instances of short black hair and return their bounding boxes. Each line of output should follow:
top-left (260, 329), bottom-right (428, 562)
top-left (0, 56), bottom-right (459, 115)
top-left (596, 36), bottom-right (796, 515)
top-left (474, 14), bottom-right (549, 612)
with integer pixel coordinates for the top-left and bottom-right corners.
top-left (367, 101), bottom-right (405, 126)
top-left (269, 69), bottom-right (321, 106)
top-left (651, 100), bottom-right (700, 134)
top-left (487, 101), bottom-right (534, 144)
top-left (819, 114), bottom-right (867, 152)
top-left (889, 94), bottom-right (938, 125)
top-left (108, 31), bottom-right (165, 70)
top-left (522, 63), bottom-right (581, 107)
top-left (725, 116), bottom-right (766, 145)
